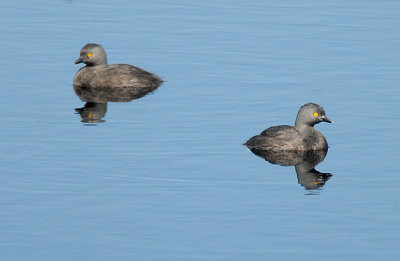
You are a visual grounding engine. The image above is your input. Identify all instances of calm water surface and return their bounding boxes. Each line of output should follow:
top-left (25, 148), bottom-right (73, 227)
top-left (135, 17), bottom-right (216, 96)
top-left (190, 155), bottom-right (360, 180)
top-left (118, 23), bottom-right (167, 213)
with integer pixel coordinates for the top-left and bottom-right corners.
top-left (0, 0), bottom-right (399, 260)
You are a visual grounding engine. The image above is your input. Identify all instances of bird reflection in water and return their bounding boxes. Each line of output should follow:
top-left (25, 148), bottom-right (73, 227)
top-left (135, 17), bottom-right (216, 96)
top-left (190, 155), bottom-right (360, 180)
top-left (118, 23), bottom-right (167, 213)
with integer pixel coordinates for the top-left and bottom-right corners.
top-left (246, 148), bottom-right (332, 192)
top-left (74, 83), bottom-right (161, 123)
top-left (75, 102), bottom-right (107, 123)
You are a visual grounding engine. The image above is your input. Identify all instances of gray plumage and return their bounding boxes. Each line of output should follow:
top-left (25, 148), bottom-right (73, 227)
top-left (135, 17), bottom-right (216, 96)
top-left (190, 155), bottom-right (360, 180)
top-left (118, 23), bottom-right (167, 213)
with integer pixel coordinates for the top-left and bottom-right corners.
top-left (245, 103), bottom-right (333, 151)
top-left (73, 43), bottom-right (163, 95)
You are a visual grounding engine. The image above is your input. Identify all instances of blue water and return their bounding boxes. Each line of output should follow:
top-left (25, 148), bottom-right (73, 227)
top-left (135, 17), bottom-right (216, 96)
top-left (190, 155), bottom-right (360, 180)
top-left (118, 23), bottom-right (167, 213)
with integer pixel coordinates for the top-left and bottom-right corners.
top-left (1, 0), bottom-right (400, 260)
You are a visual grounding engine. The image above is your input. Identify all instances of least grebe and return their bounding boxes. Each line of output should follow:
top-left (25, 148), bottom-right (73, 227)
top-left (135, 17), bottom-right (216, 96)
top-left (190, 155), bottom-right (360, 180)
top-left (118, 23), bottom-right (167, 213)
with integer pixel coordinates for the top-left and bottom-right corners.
top-left (245, 103), bottom-right (333, 151)
top-left (73, 43), bottom-right (162, 90)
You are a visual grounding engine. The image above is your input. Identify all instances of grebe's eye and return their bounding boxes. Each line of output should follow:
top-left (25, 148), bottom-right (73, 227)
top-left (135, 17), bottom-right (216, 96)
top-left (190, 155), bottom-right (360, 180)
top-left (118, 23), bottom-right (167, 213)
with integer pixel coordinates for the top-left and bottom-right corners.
top-left (87, 53), bottom-right (93, 58)
top-left (313, 112), bottom-right (319, 117)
